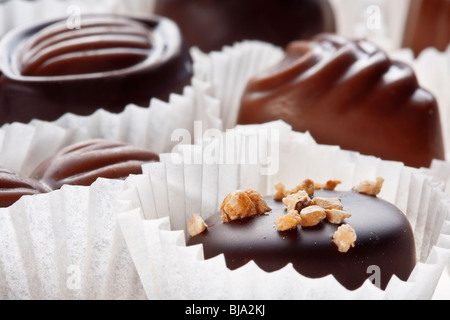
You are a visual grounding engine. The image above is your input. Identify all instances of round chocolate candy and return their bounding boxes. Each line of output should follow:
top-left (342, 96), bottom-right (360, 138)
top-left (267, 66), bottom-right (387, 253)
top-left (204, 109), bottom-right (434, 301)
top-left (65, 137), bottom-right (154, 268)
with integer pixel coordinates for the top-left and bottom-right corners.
top-left (0, 167), bottom-right (51, 208)
top-left (31, 139), bottom-right (159, 190)
top-left (188, 190), bottom-right (416, 291)
top-left (154, 0), bottom-right (336, 52)
top-left (0, 14), bottom-right (192, 125)
top-left (237, 33), bottom-right (445, 168)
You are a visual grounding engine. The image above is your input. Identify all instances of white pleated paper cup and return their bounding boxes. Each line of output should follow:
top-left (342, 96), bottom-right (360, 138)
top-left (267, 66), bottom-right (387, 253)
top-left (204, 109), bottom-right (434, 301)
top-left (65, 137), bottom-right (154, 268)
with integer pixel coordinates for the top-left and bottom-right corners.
top-left (117, 122), bottom-right (450, 300)
top-left (0, 121), bottom-right (154, 299)
top-left (0, 0), bottom-right (156, 36)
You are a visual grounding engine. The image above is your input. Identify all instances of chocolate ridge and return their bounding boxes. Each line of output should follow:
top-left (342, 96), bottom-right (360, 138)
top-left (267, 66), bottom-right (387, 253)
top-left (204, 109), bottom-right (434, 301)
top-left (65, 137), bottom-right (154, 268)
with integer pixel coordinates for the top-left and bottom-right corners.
top-left (238, 33), bottom-right (445, 168)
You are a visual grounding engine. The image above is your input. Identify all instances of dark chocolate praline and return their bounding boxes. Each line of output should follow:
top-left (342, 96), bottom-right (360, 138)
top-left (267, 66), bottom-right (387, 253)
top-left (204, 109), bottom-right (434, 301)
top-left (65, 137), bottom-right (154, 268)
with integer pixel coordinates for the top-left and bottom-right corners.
top-left (0, 167), bottom-right (51, 208)
top-left (30, 139), bottom-right (159, 190)
top-left (237, 33), bottom-right (445, 168)
top-left (187, 190), bottom-right (416, 291)
top-left (0, 14), bottom-right (192, 125)
top-left (154, 0), bottom-right (336, 52)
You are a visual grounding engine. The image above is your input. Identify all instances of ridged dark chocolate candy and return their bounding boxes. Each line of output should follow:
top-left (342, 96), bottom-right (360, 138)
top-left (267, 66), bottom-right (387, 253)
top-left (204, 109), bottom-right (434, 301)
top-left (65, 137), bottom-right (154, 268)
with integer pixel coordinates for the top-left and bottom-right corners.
top-left (0, 14), bottom-right (192, 125)
top-left (0, 167), bottom-right (51, 208)
top-left (238, 33), bottom-right (445, 168)
top-left (154, 0), bottom-right (336, 52)
top-left (403, 0), bottom-right (450, 56)
top-left (188, 190), bottom-right (416, 291)
top-left (31, 139), bottom-right (159, 190)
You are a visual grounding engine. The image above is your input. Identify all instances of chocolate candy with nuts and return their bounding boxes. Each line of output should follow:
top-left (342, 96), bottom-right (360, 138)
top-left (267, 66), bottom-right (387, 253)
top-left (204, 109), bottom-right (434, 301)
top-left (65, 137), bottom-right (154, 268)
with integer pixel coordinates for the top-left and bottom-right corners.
top-left (187, 183), bottom-right (416, 291)
top-left (237, 33), bottom-right (445, 168)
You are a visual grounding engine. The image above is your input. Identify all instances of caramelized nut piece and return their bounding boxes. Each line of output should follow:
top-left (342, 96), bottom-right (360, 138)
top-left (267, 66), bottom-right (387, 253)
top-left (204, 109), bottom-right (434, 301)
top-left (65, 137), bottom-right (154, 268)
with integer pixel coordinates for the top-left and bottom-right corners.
top-left (333, 224), bottom-right (357, 253)
top-left (282, 190), bottom-right (312, 214)
top-left (221, 189), bottom-right (271, 222)
top-left (353, 177), bottom-right (384, 196)
top-left (188, 214), bottom-right (208, 237)
top-left (326, 209), bottom-right (352, 225)
top-left (312, 197), bottom-right (343, 210)
top-left (291, 179), bottom-right (315, 197)
top-left (276, 211), bottom-right (302, 232)
top-left (244, 189), bottom-right (272, 215)
top-left (300, 205), bottom-right (326, 227)
top-left (274, 182), bottom-right (288, 201)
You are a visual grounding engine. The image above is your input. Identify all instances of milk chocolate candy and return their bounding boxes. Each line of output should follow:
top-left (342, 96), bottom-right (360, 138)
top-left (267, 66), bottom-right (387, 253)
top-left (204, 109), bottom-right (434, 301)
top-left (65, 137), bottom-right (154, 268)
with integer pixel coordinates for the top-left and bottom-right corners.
top-left (188, 190), bottom-right (416, 291)
top-left (403, 0), bottom-right (450, 56)
top-left (0, 14), bottom-right (192, 125)
top-left (31, 139), bottom-right (159, 190)
top-left (0, 167), bottom-right (51, 207)
top-left (238, 33), bottom-right (445, 168)
top-left (154, 0), bottom-right (336, 52)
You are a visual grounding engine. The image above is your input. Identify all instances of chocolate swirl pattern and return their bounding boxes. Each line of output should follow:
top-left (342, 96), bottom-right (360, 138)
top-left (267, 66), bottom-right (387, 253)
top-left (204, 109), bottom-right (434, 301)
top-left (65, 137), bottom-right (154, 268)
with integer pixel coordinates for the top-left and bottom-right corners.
top-left (238, 34), bottom-right (445, 168)
top-left (18, 16), bottom-right (154, 77)
top-left (31, 139), bottom-right (159, 190)
top-left (0, 167), bottom-right (51, 208)
top-left (0, 14), bottom-right (192, 124)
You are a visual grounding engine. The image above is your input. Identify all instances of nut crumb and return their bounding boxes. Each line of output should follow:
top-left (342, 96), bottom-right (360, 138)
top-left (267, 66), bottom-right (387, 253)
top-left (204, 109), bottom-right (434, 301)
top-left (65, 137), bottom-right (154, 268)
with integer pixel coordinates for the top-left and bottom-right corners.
top-left (326, 209), bottom-right (352, 225)
top-left (274, 182), bottom-right (288, 201)
top-left (300, 205), bottom-right (326, 227)
top-left (324, 180), bottom-right (342, 191)
top-left (282, 190), bottom-right (312, 214)
top-left (221, 189), bottom-right (271, 222)
top-left (353, 177), bottom-right (384, 196)
top-left (274, 179), bottom-right (315, 200)
top-left (315, 180), bottom-right (342, 191)
top-left (333, 224), bottom-right (357, 253)
top-left (312, 197), bottom-right (343, 210)
top-left (276, 211), bottom-right (302, 231)
top-left (188, 214), bottom-right (208, 237)
top-left (244, 189), bottom-right (272, 215)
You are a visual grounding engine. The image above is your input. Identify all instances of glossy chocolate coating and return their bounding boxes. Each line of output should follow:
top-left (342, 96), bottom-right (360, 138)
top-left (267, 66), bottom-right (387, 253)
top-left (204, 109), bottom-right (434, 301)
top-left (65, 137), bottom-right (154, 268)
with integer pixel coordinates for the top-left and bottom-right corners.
top-left (0, 14), bottom-right (192, 125)
top-left (0, 167), bottom-right (51, 207)
top-left (154, 0), bottom-right (336, 52)
top-left (238, 33), bottom-right (445, 168)
top-left (188, 190), bottom-right (416, 290)
top-left (31, 139), bottom-right (159, 190)
top-left (403, 0), bottom-right (450, 56)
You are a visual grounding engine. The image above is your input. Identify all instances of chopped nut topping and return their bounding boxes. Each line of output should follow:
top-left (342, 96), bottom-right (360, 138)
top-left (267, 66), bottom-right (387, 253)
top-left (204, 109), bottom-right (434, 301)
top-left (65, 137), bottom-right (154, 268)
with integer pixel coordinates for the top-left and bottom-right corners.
top-left (221, 189), bottom-right (271, 223)
top-left (244, 189), bottom-right (272, 215)
top-left (300, 205), bottom-right (326, 227)
top-left (274, 182), bottom-right (288, 201)
top-left (353, 177), bottom-right (384, 196)
top-left (324, 180), bottom-right (342, 191)
top-left (315, 180), bottom-right (342, 191)
top-left (333, 224), bottom-right (357, 253)
top-left (282, 190), bottom-right (312, 214)
top-left (276, 211), bottom-right (302, 231)
top-left (188, 214), bottom-right (208, 237)
top-left (292, 179), bottom-right (315, 197)
top-left (312, 197), bottom-right (343, 210)
top-left (326, 209), bottom-right (352, 225)
top-left (274, 179), bottom-right (315, 201)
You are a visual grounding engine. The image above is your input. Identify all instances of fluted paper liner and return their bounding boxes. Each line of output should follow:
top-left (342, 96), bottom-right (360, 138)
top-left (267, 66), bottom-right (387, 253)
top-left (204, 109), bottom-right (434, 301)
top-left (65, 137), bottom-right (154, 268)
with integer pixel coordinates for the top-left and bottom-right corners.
top-left (0, 121), bottom-right (149, 299)
top-left (117, 122), bottom-right (450, 300)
